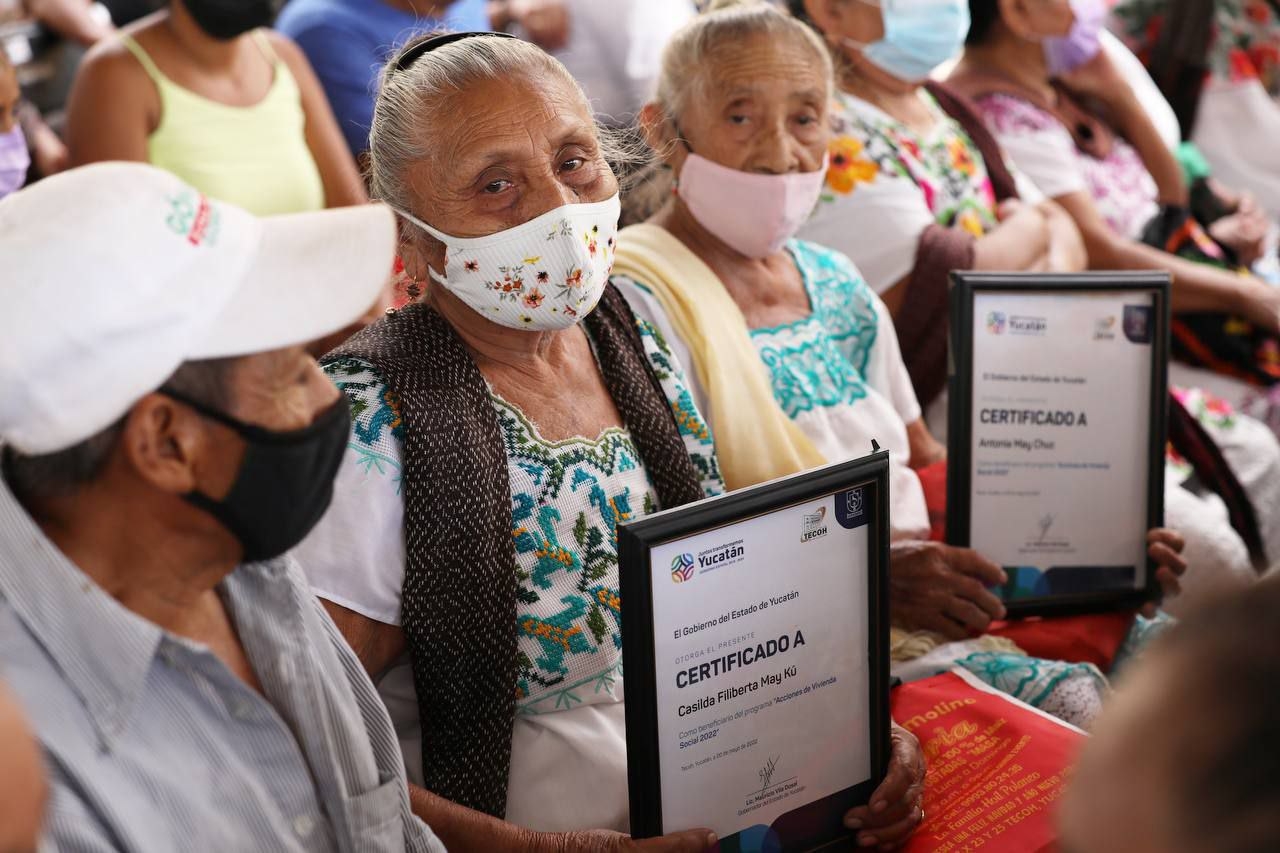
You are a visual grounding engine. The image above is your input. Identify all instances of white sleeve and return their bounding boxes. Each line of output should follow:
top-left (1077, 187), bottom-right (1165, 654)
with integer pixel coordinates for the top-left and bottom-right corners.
top-left (1013, 167), bottom-right (1047, 204)
top-left (610, 275), bottom-right (711, 425)
top-left (992, 124), bottom-right (1089, 200)
top-left (800, 175), bottom-right (934, 295)
top-left (293, 361), bottom-right (407, 627)
top-left (1192, 78), bottom-right (1280, 221)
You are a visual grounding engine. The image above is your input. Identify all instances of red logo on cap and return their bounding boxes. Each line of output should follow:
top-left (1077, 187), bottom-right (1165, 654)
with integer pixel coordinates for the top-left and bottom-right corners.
top-left (165, 191), bottom-right (222, 248)
top-left (186, 196), bottom-right (213, 246)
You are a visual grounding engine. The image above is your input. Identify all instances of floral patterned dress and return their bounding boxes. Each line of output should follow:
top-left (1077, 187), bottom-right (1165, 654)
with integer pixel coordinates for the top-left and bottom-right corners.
top-left (974, 92), bottom-right (1161, 240)
top-left (799, 87), bottom-right (1001, 293)
top-left (294, 318), bottom-right (722, 833)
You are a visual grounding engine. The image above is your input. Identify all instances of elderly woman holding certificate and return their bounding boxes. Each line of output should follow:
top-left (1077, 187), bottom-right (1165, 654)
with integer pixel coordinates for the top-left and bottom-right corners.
top-left (294, 28), bottom-right (922, 852)
top-left (613, 2), bottom-right (1187, 730)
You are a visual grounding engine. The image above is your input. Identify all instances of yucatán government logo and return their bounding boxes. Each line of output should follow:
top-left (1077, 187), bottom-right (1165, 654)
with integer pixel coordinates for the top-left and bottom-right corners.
top-left (671, 553), bottom-right (696, 584)
top-left (986, 311), bottom-right (1007, 334)
top-left (802, 507), bottom-right (829, 543)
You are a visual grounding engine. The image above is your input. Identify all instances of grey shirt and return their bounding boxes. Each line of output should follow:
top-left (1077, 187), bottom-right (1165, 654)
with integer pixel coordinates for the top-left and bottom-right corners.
top-left (0, 476), bottom-right (445, 853)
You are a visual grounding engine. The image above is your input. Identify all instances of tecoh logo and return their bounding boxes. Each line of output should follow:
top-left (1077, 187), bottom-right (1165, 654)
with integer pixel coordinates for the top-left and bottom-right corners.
top-left (671, 553), bottom-right (696, 584)
top-left (987, 311), bottom-right (1007, 335)
top-left (802, 507), bottom-right (829, 543)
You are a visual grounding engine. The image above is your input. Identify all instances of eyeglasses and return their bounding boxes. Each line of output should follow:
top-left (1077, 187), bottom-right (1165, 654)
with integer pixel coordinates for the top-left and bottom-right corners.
top-left (392, 30), bottom-right (518, 73)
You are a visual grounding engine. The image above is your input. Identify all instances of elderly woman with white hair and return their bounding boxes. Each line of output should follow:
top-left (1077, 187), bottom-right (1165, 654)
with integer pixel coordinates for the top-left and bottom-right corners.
top-left (295, 28), bottom-right (922, 852)
top-left (613, 1), bottom-right (1189, 736)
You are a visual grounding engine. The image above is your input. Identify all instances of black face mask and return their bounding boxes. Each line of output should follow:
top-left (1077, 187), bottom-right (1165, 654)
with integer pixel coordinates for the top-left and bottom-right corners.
top-left (163, 389), bottom-right (351, 563)
top-left (182, 0), bottom-right (283, 41)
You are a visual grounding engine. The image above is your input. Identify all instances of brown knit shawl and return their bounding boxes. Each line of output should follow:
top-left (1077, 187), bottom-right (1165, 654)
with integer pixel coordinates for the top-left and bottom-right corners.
top-left (325, 284), bottom-right (706, 816)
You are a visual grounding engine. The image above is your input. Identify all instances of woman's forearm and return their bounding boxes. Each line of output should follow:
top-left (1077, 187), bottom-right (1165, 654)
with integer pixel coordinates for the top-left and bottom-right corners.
top-left (1107, 91), bottom-right (1187, 207)
top-left (408, 785), bottom-right (545, 851)
top-left (1084, 225), bottom-right (1256, 315)
top-left (972, 206), bottom-right (1050, 271)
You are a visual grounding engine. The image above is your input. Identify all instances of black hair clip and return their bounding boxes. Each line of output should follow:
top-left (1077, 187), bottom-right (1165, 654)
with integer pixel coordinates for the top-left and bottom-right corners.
top-left (394, 30), bottom-right (518, 72)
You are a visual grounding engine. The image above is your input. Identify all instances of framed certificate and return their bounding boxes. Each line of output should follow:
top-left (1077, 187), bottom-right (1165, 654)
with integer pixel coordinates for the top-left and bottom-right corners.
top-left (947, 272), bottom-right (1170, 618)
top-left (620, 452), bottom-right (890, 853)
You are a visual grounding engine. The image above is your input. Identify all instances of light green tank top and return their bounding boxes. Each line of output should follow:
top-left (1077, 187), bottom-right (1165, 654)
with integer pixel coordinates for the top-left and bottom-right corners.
top-left (121, 31), bottom-right (325, 216)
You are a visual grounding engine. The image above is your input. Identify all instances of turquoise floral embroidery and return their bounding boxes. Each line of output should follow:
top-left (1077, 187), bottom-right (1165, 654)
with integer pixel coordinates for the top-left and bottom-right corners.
top-left (327, 357), bottom-right (405, 493)
top-left (324, 323), bottom-right (724, 717)
top-left (636, 317), bottom-right (724, 496)
top-left (750, 242), bottom-right (880, 419)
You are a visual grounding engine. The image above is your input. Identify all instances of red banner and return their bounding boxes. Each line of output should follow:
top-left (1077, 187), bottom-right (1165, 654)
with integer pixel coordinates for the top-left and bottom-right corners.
top-left (893, 671), bottom-right (1086, 853)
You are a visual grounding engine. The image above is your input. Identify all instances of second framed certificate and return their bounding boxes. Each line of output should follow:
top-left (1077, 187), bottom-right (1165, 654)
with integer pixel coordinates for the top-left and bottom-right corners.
top-left (620, 452), bottom-right (890, 852)
top-left (947, 272), bottom-right (1170, 617)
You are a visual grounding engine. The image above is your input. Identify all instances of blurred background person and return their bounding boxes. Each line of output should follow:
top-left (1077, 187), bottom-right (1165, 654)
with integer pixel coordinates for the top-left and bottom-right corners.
top-left (0, 48), bottom-right (31, 198)
top-left (66, 0), bottom-right (365, 215)
top-left (549, 0), bottom-right (695, 126)
top-left (276, 0), bottom-right (489, 159)
top-left (954, 0), bottom-right (1280, 392)
top-left (1113, 0), bottom-right (1280, 224)
top-left (0, 677), bottom-right (45, 853)
top-left (276, 0), bottom-right (573, 160)
top-left (788, 0), bottom-right (1084, 432)
top-left (1060, 577), bottom-right (1280, 853)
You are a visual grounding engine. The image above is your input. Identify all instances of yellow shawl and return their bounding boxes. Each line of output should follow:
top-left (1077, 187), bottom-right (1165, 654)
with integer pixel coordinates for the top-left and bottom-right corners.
top-left (612, 223), bottom-right (827, 491)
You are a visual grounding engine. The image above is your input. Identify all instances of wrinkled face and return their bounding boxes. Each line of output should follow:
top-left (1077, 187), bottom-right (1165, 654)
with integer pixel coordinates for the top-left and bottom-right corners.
top-left (1059, 655), bottom-right (1180, 853)
top-left (0, 681), bottom-right (46, 853)
top-left (398, 71), bottom-right (616, 278)
top-left (665, 32), bottom-right (830, 177)
top-left (0, 65), bottom-right (19, 135)
top-left (188, 346), bottom-right (338, 498)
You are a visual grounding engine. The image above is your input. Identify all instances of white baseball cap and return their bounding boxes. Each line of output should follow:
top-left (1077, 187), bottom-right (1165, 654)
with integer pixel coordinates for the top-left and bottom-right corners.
top-left (0, 162), bottom-right (397, 455)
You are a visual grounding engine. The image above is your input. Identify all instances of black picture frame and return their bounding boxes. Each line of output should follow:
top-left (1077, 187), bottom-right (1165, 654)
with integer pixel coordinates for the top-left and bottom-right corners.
top-left (946, 272), bottom-right (1170, 618)
top-left (620, 452), bottom-right (891, 852)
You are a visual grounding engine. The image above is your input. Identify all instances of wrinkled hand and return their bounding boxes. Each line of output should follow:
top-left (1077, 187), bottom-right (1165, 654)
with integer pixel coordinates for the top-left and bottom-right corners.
top-left (510, 0), bottom-right (570, 50)
top-left (1209, 199), bottom-right (1270, 267)
top-left (1141, 527), bottom-right (1187, 618)
top-left (890, 542), bottom-right (1007, 640)
top-left (994, 199), bottom-right (1053, 271)
top-left (547, 829), bottom-right (717, 853)
top-left (844, 724), bottom-right (926, 849)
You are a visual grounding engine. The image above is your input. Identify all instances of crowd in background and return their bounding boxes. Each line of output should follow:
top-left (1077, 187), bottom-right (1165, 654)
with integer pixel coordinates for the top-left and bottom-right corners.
top-left (1, 1), bottom-right (1279, 852)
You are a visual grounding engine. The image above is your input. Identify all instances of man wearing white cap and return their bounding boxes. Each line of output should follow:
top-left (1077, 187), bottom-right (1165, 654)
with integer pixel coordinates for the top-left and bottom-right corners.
top-left (0, 162), bottom-right (446, 852)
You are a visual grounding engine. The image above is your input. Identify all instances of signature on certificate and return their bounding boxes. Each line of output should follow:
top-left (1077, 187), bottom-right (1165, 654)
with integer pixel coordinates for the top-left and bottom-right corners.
top-left (758, 755), bottom-right (781, 796)
top-left (1035, 513), bottom-right (1055, 544)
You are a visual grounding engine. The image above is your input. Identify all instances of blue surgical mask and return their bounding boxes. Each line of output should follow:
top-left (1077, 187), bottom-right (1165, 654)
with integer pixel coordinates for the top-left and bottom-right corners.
top-left (0, 125), bottom-right (29, 200)
top-left (844, 0), bottom-right (971, 83)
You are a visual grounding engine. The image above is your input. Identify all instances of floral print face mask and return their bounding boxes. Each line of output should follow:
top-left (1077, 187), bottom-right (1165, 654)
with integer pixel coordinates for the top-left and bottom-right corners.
top-left (396, 194), bottom-right (620, 331)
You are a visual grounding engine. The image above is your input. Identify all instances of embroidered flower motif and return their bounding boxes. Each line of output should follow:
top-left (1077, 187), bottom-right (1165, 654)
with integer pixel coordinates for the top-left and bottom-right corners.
top-left (523, 288), bottom-right (545, 309)
top-left (382, 389), bottom-right (404, 432)
top-left (948, 137), bottom-right (977, 177)
top-left (825, 136), bottom-right (878, 195)
top-left (464, 260), bottom-right (480, 273)
top-left (547, 219), bottom-right (573, 240)
top-left (523, 255), bottom-right (542, 264)
top-left (490, 264), bottom-right (526, 300)
top-left (1228, 47), bottom-right (1260, 81)
top-left (957, 208), bottom-right (986, 237)
top-left (565, 267), bottom-right (584, 288)
top-left (536, 270), bottom-right (550, 284)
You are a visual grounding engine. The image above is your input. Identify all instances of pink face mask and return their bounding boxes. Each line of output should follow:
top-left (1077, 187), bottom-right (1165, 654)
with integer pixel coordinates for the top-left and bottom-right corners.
top-left (676, 152), bottom-right (829, 259)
